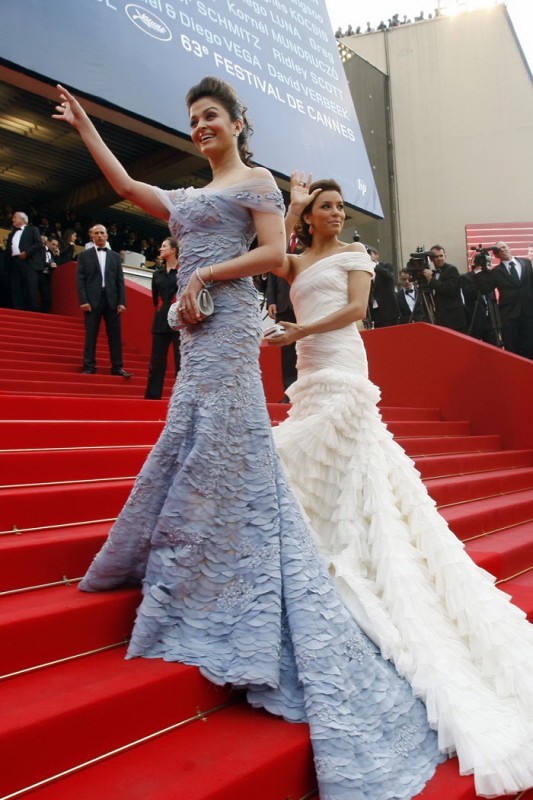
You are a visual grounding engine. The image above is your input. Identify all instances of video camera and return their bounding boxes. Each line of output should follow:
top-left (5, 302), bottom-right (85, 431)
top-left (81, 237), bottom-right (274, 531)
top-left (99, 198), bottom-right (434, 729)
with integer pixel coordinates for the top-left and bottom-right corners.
top-left (405, 246), bottom-right (434, 284)
top-left (470, 244), bottom-right (497, 271)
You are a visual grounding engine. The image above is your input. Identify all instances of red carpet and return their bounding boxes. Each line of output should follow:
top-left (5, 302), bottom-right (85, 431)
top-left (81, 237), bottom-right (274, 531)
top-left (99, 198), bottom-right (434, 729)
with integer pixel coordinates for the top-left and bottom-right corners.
top-left (1, 307), bottom-right (532, 800)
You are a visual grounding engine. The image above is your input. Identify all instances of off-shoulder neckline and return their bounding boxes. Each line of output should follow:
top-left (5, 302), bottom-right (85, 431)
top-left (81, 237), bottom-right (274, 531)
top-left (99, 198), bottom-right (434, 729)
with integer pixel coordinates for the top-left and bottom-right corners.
top-left (187, 175), bottom-right (279, 194)
top-left (292, 250), bottom-right (366, 282)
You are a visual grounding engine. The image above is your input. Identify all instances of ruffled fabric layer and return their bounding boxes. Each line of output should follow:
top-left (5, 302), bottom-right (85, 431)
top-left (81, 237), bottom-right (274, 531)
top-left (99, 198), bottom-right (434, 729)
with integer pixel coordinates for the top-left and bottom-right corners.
top-left (81, 360), bottom-right (444, 799)
top-left (273, 366), bottom-right (533, 797)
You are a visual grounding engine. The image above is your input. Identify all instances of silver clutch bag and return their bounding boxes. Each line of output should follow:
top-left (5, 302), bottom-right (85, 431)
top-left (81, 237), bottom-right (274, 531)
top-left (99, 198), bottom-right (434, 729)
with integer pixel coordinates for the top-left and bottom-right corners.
top-left (197, 287), bottom-right (214, 316)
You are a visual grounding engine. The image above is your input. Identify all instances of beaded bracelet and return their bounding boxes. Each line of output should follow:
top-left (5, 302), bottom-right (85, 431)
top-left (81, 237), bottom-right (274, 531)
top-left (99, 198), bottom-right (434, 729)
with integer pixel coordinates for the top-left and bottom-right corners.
top-left (195, 267), bottom-right (207, 287)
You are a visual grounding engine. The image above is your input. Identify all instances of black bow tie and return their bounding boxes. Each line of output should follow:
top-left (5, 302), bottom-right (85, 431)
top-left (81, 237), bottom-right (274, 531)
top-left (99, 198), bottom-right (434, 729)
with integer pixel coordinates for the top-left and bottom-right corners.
top-left (97, 247), bottom-right (107, 252)
top-left (405, 289), bottom-right (414, 295)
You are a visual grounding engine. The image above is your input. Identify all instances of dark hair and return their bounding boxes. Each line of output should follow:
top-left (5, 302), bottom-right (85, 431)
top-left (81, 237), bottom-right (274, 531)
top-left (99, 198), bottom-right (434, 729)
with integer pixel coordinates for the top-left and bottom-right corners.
top-left (186, 76), bottom-right (254, 166)
top-left (430, 244), bottom-right (445, 253)
top-left (163, 236), bottom-right (179, 254)
top-left (297, 179), bottom-right (343, 247)
top-left (62, 227), bottom-right (77, 246)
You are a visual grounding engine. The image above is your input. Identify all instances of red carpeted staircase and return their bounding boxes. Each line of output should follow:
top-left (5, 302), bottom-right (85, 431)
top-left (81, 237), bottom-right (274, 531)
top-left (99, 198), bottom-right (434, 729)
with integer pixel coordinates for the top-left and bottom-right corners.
top-left (1, 308), bottom-right (533, 800)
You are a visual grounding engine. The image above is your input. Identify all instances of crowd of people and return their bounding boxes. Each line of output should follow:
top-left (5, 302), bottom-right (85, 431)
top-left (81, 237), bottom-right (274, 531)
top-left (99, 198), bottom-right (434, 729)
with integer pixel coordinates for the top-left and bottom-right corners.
top-left (0, 209), bottom-right (179, 395)
top-left (269, 239), bottom-right (533, 397)
top-left (367, 242), bottom-right (533, 360)
top-left (0, 204), bottom-right (164, 312)
top-left (335, 8), bottom-right (440, 37)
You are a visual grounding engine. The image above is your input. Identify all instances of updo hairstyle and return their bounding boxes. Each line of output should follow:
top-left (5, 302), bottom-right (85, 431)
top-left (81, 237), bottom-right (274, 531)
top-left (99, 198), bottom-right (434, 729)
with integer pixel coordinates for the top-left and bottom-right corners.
top-left (186, 76), bottom-right (254, 166)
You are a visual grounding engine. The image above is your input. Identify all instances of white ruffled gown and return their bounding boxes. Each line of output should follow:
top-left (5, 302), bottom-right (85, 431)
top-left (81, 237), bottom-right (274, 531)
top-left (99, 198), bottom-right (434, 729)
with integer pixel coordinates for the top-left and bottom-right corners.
top-left (272, 251), bottom-right (533, 797)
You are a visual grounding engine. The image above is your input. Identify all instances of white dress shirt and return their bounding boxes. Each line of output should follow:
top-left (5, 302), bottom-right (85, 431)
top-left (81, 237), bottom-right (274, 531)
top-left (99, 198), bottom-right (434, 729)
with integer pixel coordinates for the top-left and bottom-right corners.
top-left (11, 226), bottom-right (24, 256)
top-left (95, 245), bottom-right (109, 287)
top-left (501, 258), bottom-right (522, 279)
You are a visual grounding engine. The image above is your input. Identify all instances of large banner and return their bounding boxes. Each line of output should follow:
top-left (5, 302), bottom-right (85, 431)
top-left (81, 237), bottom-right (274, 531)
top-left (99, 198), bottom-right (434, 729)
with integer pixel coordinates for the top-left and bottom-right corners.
top-left (0, 0), bottom-right (383, 216)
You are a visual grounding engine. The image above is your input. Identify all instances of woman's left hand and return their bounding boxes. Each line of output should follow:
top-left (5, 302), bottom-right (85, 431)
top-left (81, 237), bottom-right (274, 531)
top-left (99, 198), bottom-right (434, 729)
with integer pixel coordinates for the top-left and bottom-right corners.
top-left (178, 272), bottom-right (204, 325)
top-left (265, 320), bottom-right (303, 346)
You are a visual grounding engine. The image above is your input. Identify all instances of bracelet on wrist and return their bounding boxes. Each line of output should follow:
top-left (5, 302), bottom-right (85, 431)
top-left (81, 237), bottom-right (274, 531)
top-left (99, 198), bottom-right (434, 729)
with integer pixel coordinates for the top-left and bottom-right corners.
top-left (196, 267), bottom-right (207, 287)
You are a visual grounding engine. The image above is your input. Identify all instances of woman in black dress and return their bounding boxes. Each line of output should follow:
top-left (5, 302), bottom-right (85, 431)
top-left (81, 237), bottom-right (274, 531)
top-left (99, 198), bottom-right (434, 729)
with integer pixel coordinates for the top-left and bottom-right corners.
top-left (144, 236), bottom-right (180, 399)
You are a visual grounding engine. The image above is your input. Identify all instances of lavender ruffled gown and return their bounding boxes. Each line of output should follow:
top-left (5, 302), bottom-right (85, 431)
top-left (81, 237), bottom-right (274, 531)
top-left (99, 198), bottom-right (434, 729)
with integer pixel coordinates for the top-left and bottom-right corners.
top-left (80, 177), bottom-right (444, 799)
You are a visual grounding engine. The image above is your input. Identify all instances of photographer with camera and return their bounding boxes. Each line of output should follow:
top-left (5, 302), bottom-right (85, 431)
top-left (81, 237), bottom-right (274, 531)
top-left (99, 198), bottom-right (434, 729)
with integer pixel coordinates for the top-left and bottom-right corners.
top-left (461, 247), bottom-right (501, 346)
top-left (367, 247), bottom-right (400, 327)
top-left (474, 241), bottom-right (533, 358)
top-left (421, 245), bottom-right (467, 332)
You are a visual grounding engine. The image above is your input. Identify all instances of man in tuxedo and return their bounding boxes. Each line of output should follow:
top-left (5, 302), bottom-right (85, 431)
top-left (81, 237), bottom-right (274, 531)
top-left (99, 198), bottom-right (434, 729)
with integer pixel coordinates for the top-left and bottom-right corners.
top-left (396, 269), bottom-right (430, 323)
top-left (475, 241), bottom-right (533, 358)
top-left (421, 245), bottom-right (467, 332)
top-left (6, 211), bottom-right (43, 310)
top-left (367, 248), bottom-right (400, 327)
top-left (76, 223), bottom-right (133, 377)
top-left (37, 235), bottom-right (57, 313)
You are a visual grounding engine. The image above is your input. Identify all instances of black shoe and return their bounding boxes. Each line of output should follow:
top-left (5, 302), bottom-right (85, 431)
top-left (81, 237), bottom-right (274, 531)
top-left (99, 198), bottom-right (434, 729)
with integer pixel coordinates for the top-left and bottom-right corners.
top-left (111, 368), bottom-right (133, 379)
top-left (82, 368), bottom-right (96, 374)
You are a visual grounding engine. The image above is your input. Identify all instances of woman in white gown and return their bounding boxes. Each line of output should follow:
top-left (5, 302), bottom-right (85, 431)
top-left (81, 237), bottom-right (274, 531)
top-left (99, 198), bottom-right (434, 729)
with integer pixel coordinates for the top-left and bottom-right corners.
top-left (268, 174), bottom-right (533, 797)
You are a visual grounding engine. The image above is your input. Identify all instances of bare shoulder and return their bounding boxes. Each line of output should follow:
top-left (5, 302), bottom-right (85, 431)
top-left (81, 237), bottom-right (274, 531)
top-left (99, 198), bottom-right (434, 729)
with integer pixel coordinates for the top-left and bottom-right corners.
top-left (341, 242), bottom-right (368, 255)
top-left (248, 165), bottom-right (278, 185)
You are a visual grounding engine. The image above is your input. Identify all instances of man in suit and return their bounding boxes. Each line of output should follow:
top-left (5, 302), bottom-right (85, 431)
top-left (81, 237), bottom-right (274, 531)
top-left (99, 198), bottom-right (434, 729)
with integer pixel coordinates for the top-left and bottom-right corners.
top-left (421, 245), bottom-right (467, 332)
top-left (76, 223), bottom-right (133, 377)
top-left (474, 241), bottom-right (533, 358)
top-left (368, 248), bottom-right (400, 327)
top-left (6, 211), bottom-right (43, 310)
top-left (396, 269), bottom-right (430, 324)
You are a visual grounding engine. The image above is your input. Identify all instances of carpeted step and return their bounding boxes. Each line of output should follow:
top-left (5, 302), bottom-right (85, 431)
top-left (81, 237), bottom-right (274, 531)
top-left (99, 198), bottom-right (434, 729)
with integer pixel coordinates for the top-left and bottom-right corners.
top-left (0, 339), bottom-right (147, 362)
top-left (465, 521), bottom-right (533, 581)
top-left (396, 434), bottom-right (502, 457)
top-left (425, 467), bottom-right (533, 507)
top-left (0, 396), bottom-right (168, 420)
top-left (497, 570), bottom-right (533, 621)
top-left (0, 328), bottom-right (89, 347)
top-left (0, 354), bottom-right (156, 372)
top-left (1, 686), bottom-right (313, 800)
top-left (0, 331), bottom-right (142, 355)
top-left (386, 420), bottom-right (471, 437)
top-left (416, 758), bottom-right (476, 800)
top-left (379, 406), bottom-right (443, 422)
top-left (0, 522), bottom-right (112, 593)
top-left (0, 445), bottom-right (151, 486)
top-left (414, 449), bottom-right (533, 478)
top-left (0, 388), bottom-right (171, 401)
top-left (440, 487), bottom-right (533, 541)
top-left (0, 367), bottom-right (164, 387)
top-left (0, 586), bottom-right (140, 675)
top-left (0, 377), bottom-right (146, 396)
top-left (0, 647), bottom-right (235, 798)
top-left (0, 419), bottom-right (164, 450)
top-left (0, 308), bottom-right (85, 331)
top-left (0, 394), bottom-right (169, 420)
top-left (0, 479), bottom-right (134, 531)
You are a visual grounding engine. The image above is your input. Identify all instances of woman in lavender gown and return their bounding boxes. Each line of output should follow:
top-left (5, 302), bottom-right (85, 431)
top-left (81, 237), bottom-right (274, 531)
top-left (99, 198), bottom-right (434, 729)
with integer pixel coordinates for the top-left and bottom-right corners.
top-left (53, 77), bottom-right (444, 799)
